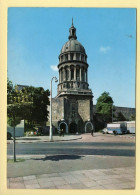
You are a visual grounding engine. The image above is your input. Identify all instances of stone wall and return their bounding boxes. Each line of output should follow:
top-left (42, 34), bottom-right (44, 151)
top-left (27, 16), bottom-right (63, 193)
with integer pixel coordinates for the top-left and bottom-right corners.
top-left (49, 96), bottom-right (93, 133)
top-left (93, 105), bottom-right (135, 120)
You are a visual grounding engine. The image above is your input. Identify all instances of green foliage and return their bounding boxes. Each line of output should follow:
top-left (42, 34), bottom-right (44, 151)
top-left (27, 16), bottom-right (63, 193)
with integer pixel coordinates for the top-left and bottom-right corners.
top-left (7, 115), bottom-right (21, 128)
top-left (21, 86), bottom-right (50, 124)
top-left (7, 83), bottom-right (32, 122)
top-left (96, 92), bottom-right (114, 123)
top-left (7, 79), bottom-right (50, 128)
top-left (130, 114), bottom-right (136, 121)
top-left (7, 78), bottom-right (13, 104)
top-left (93, 113), bottom-right (105, 131)
top-left (7, 159), bottom-right (25, 163)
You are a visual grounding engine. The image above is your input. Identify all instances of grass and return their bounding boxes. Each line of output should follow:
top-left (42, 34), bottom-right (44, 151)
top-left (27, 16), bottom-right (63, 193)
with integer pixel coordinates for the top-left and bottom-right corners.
top-left (7, 158), bottom-right (25, 163)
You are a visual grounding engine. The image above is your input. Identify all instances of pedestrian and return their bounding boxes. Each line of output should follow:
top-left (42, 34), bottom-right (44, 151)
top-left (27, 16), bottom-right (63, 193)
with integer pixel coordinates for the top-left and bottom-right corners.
top-left (91, 129), bottom-right (94, 136)
top-left (61, 129), bottom-right (64, 137)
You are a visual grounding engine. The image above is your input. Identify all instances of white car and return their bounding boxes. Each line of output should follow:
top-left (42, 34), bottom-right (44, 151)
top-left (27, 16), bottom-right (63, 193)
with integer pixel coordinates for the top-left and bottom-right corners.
top-left (102, 128), bottom-right (108, 134)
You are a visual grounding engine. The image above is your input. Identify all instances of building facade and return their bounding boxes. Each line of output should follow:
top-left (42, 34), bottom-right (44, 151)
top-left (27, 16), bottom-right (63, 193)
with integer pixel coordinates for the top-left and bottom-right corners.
top-left (51, 20), bottom-right (94, 133)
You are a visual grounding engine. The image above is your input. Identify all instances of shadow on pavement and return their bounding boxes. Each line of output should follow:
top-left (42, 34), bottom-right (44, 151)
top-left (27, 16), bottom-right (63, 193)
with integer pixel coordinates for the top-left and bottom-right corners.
top-left (32, 155), bottom-right (84, 161)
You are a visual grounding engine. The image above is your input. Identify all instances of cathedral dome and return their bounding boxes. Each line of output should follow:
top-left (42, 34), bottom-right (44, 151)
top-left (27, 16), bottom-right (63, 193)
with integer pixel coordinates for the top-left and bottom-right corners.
top-left (60, 19), bottom-right (86, 55)
top-left (60, 39), bottom-right (86, 54)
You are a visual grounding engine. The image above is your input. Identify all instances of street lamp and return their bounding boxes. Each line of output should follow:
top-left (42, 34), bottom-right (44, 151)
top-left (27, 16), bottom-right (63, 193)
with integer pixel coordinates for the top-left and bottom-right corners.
top-left (112, 104), bottom-right (113, 122)
top-left (50, 76), bottom-right (58, 141)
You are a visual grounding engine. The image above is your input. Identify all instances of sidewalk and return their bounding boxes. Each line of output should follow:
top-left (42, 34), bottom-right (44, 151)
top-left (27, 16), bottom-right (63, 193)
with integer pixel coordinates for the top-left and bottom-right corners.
top-left (7, 133), bottom-right (135, 144)
top-left (7, 167), bottom-right (135, 189)
top-left (7, 134), bottom-right (82, 144)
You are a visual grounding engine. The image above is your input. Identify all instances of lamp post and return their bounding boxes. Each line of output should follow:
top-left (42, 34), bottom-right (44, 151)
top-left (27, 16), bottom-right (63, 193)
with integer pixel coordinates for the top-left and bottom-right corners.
top-left (50, 76), bottom-right (58, 141)
top-left (112, 104), bottom-right (113, 122)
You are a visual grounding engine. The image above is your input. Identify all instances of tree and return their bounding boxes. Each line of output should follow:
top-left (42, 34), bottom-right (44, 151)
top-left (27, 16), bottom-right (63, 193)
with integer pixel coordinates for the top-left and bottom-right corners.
top-left (7, 78), bottom-right (13, 104)
top-left (7, 81), bottom-right (32, 162)
top-left (116, 112), bottom-right (126, 121)
top-left (96, 92), bottom-right (114, 124)
top-left (21, 86), bottom-right (50, 125)
top-left (130, 114), bottom-right (136, 121)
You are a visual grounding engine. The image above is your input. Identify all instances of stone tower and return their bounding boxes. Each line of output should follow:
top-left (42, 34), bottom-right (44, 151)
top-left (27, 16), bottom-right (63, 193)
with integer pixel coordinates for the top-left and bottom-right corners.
top-left (52, 20), bottom-right (94, 133)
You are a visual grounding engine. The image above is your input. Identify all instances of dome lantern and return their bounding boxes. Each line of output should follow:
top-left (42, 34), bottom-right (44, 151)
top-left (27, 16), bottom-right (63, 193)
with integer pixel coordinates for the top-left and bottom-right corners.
top-left (68, 18), bottom-right (77, 40)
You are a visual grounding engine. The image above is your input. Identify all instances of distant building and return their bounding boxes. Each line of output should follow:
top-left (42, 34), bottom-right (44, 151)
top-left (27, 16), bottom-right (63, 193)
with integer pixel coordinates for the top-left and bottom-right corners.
top-left (16, 84), bottom-right (28, 91)
top-left (93, 105), bottom-right (135, 120)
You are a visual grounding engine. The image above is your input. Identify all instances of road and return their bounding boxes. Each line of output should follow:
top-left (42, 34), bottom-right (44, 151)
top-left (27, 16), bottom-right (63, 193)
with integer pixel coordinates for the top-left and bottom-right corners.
top-left (7, 142), bottom-right (135, 157)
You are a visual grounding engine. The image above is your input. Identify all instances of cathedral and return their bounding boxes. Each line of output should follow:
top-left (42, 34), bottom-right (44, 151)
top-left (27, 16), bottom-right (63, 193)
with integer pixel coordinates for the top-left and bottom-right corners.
top-left (51, 20), bottom-right (94, 133)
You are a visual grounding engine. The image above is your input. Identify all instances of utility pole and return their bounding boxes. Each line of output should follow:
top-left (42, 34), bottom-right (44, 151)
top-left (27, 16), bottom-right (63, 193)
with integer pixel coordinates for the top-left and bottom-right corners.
top-left (112, 104), bottom-right (113, 122)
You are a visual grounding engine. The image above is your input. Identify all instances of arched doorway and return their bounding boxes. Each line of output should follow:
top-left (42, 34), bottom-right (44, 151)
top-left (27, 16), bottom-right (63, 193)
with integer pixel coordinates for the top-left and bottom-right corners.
top-left (85, 122), bottom-right (94, 133)
top-left (58, 121), bottom-right (68, 133)
top-left (69, 122), bottom-right (77, 134)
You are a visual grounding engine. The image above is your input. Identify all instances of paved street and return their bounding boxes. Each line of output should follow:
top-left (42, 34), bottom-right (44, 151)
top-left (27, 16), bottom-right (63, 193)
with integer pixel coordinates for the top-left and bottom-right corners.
top-left (7, 133), bottom-right (136, 189)
top-left (7, 142), bottom-right (135, 156)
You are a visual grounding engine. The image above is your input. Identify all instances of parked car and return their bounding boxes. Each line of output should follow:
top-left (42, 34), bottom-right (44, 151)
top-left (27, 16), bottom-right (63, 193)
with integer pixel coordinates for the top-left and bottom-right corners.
top-left (102, 128), bottom-right (108, 134)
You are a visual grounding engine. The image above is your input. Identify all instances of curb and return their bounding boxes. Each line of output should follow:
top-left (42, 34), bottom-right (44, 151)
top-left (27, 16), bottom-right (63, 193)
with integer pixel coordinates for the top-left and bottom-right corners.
top-left (7, 136), bottom-right (82, 144)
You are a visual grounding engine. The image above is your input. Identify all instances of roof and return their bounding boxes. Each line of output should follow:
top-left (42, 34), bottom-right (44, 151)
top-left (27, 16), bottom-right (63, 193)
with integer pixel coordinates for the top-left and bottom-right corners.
top-left (60, 39), bottom-right (86, 55)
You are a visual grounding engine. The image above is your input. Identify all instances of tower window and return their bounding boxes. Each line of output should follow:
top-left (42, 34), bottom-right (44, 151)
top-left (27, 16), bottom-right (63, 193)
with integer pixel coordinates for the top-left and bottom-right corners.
top-left (71, 69), bottom-right (74, 80)
top-left (72, 29), bottom-right (74, 36)
top-left (65, 54), bottom-right (68, 61)
top-left (66, 69), bottom-right (69, 80)
top-left (76, 53), bottom-right (80, 60)
top-left (76, 69), bottom-right (80, 81)
top-left (70, 54), bottom-right (74, 60)
top-left (61, 55), bottom-right (63, 62)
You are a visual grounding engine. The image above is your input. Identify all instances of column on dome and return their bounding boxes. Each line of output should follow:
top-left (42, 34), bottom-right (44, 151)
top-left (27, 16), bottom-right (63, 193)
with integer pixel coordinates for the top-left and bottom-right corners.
top-left (68, 53), bottom-right (71, 61)
top-left (83, 68), bottom-right (85, 82)
top-left (85, 69), bottom-right (87, 82)
top-left (65, 66), bottom-right (68, 81)
top-left (69, 66), bottom-right (71, 80)
top-left (74, 53), bottom-right (76, 60)
top-left (61, 68), bottom-right (63, 82)
top-left (68, 66), bottom-right (70, 81)
top-left (86, 69), bottom-right (88, 82)
top-left (59, 69), bottom-right (61, 83)
top-left (63, 67), bottom-right (66, 81)
top-left (74, 66), bottom-right (76, 80)
top-left (79, 54), bottom-right (81, 61)
top-left (80, 66), bottom-right (82, 81)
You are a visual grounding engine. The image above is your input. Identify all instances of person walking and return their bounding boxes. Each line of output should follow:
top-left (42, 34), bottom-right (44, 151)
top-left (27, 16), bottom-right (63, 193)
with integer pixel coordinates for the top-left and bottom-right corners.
top-left (91, 129), bottom-right (94, 136)
top-left (61, 129), bottom-right (64, 137)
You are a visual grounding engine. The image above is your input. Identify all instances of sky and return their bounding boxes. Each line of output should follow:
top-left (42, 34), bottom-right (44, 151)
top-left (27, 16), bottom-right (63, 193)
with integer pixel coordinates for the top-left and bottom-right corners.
top-left (8, 8), bottom-right (136, 108)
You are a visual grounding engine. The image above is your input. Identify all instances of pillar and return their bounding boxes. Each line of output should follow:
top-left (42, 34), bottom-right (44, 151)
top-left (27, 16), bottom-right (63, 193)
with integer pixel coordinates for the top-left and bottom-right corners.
top-left (85, 70), bottom-right (87, 82)
top-left (63, 68), bottom-right (66, 81)
top-left (70, 67), bottom-right (71, 80)
top-left (68, 53), bottom-right (71, 61)
top-left (74, 66), bottom-right (76, 80)
top-left (74, 53), bottom-right (76, 60)
top-left (86, 70), bottom-right (88, 83)
top-left (80, 67), bottom-right (82, 81)
top-left (59, 70), bottom-right (61, 83)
